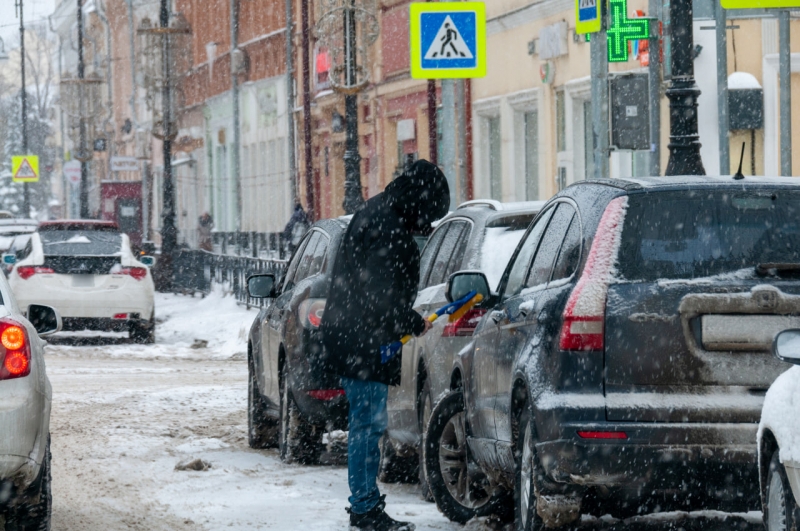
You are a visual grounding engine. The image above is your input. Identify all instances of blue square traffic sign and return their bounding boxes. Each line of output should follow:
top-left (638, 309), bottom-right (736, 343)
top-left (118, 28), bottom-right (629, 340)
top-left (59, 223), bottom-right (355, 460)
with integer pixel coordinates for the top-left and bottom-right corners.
top-left (410, 2), bottom-right (486, 79)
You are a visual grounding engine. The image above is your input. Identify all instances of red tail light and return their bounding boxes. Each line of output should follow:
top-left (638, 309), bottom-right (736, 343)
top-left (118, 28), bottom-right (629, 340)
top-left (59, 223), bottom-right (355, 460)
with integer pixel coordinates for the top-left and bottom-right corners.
top-left (0, 319), bottom-right (31, 380)
top-left (577, 431), bottom-right (628, 440)
top-left (118, 267), bottom-right (147, 281)
top-left (307, 389), bottom-right (345, 400)
top-left (298, 299), bottom-right (326, 329)
top-left (16, 266), bottom-right (55, 280)
top-left (442, 308), bottom-right (487, 337)
top-left (559, 196), bottom-right (628, 352)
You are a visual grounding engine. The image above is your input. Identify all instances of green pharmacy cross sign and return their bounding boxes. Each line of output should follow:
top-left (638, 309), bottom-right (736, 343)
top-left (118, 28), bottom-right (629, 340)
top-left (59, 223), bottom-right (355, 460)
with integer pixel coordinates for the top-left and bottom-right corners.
top-left (607, 0), bottom-right (649, 62)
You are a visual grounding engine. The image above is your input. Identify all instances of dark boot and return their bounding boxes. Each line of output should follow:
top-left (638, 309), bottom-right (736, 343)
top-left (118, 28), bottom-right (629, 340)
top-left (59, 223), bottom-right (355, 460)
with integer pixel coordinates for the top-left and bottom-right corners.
top-left (347, 495), bottom-right (416, 531)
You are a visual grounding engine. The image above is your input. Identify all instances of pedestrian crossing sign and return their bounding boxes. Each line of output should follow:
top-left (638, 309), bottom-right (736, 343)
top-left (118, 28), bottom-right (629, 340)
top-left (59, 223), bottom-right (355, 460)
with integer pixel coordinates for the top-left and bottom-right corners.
top-left (11, 155), bottom-right (39, 183)
top-left (410, 2), bottom-right (486, 79)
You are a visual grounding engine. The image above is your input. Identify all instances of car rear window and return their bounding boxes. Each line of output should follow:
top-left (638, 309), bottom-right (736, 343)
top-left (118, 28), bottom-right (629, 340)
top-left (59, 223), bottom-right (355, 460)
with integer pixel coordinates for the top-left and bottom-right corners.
top-left (618, 190), bottom-right (800, 281)
top-left (40, 230), bottom-right (123, 257)
top-left (480, 213), bottom-right (536, 290)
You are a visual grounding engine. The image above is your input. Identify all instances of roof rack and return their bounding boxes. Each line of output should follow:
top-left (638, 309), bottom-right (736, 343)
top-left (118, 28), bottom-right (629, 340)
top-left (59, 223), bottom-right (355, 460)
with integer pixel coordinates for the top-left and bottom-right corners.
top-left (457, 199), bottom-right (503, 211)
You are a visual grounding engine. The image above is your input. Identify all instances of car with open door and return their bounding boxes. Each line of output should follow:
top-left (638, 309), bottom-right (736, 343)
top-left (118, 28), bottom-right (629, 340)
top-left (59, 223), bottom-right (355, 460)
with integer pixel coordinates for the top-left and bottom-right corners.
top-left (759, 329), bottom-right (800, 531)
top-left (425, 176), bottom-right (800, 528)
top-left (0, 269), bottom-right (61, 530)
top-left (246, 217), bottom-right (350, 464)
top-left (381, 200), bottom-right (543, 494)
top-left (7, 220), bottom-right (156, 343)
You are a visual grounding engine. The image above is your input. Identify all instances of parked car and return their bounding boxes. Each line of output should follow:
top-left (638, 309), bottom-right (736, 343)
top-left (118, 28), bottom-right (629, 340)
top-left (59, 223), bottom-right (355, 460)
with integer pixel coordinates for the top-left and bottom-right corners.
top-left (246, 217), bottom-right (350, 464)
top-left (0, 278), bottom-right (62, 529)
top-left (425, 176), bottom-right (800, 527)
top-left (7, 220), bottom-right (155, 343)
top-left (381, 200), bottom-right (544, 492)
top-left (0, 220), bottom-right (38, 255)
top-left (2, 234), bottom-right (33, 277)
top-left (759, 329), bottom-right (800, 530)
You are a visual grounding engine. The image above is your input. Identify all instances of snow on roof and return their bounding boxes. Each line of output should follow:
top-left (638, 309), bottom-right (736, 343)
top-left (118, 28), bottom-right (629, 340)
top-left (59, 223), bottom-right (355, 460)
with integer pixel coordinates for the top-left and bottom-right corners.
top-left (728, 71), bottom-right (762, 90)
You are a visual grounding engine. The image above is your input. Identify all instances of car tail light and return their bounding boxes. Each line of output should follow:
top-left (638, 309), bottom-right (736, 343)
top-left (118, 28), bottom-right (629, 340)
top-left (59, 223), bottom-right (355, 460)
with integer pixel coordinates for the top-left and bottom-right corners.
top-left (559, 196), bottom-right (628, 352)
top-left (16, 266), bottom-right (55, 280)
top-left (113, 313), bottom-right (129, 320)
top-left (298, 299), bottom-right (326, 329)
top-left (442, 308), bottom-right (487, 337)
top-left (307, 389), bottom-right (346, 400)
top-left (0, 319), bottom-right (31, 380)
top-left (577, 431), bottom-right (628, 440)
top-left (118, 267), bottom-right (147, 281)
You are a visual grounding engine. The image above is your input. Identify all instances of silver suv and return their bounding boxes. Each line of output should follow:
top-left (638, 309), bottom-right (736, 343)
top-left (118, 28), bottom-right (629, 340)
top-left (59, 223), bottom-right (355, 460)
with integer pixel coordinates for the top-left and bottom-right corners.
top-left (0, 272), bottom-right (61, 530)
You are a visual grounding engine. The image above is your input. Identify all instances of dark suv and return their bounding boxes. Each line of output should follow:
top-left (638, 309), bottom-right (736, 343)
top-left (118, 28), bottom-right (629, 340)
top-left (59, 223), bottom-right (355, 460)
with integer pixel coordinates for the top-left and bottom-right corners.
top-left (246, 217), bottom-right (349, 464)
top-left (425, 176), bottom-right (800, 528)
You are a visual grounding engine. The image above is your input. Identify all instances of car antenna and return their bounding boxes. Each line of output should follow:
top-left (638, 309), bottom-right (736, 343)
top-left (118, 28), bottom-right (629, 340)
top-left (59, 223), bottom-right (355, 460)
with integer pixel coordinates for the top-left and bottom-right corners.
top-left (733, 142), bottom-right (746, 180)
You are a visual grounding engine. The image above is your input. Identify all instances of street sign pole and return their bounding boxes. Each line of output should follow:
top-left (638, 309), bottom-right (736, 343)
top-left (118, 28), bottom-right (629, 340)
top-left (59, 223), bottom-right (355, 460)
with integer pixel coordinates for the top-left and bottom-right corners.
top-left (591, 12), bottom-right (610, 179)
top-left (648, 5), bottom-right (662, 176)
top-left (716, 0), bottom-right (730, 175)
top-left (780, 10), bottom-right (792, 176)
top-left (17, 0), bottom-right (30, 217)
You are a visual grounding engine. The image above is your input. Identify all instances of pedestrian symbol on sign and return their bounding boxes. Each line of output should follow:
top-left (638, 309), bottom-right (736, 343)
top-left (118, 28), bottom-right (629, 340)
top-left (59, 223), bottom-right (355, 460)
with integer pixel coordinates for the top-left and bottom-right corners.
top-left (424, 16), bottom-right (474, 60)
top-left (11, 155), bottom-right (40, 183)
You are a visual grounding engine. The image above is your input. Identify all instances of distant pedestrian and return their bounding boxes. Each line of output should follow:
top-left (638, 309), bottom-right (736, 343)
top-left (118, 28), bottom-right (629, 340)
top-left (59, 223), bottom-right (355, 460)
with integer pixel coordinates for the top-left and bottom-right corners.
top-left (283, 202), bottom-right (311, 254)
top-left (198, 212), bottom-right (213, 252)
top-left (320, 160), bottom-right (450, 531)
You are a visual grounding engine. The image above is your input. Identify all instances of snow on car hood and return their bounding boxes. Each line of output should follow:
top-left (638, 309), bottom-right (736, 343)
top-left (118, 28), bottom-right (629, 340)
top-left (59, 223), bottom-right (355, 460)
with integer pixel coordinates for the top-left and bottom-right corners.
top-left (760, 365), bottom-right (800, 463)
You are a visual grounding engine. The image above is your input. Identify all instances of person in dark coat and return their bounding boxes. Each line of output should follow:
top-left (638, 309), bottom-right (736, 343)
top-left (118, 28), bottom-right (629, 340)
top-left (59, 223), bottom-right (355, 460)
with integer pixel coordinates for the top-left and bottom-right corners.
top-left (321, 160), bottom-right (449, 531)
top-left (282, 202), bottom-right (311, 253)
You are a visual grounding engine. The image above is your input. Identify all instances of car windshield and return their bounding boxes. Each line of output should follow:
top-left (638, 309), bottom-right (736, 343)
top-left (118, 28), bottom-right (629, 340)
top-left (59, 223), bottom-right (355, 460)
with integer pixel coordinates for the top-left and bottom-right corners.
top-left (618, 190), bottom-right (800, 281)
top-left (480, 213), bottom-right (536, 290)
top-left (40, 230), bottom-right (123, 257)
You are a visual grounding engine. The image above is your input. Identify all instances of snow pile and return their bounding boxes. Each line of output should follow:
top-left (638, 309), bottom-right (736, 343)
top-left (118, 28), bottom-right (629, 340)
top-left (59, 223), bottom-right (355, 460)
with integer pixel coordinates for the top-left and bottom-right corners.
top-left (759, 365), bottom-right (800, 463)
top-left (47, 287), bottom-right (257, 361)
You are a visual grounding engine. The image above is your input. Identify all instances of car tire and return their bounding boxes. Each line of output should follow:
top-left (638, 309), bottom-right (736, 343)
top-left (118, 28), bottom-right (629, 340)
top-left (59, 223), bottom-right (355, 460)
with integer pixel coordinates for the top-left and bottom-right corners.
top-left (6, 436), bottom-right (52, 531)
top-left (417, 378), bottom-right (434, 501)
top-left (515, 403), bottom-right (544, 531)
top-left (424, 391), bottom-right (505, 524)
top-left (248, 352), bottom-right (278, 449)
top-left (130, 318), bottom-right (155, 344)
top-left (279, 366), bottom-right (323, 465)
top-left (765, 450), bottom-right (800, 531)
top-left (378, 436), bottom-right (418, 484)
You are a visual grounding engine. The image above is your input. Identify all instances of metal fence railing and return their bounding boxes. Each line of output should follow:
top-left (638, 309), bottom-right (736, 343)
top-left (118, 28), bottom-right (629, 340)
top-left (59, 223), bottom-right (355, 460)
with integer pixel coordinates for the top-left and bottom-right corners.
top-left (211, 231), bottom-right (291, 260)
top-left (172, 249), bottom-right (288, 308)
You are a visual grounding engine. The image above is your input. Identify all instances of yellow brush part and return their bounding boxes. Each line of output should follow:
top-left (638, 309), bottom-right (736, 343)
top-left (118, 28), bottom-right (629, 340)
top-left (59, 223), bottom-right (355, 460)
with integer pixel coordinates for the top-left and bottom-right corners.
top-left (447, 294), bottom-right (484, 323)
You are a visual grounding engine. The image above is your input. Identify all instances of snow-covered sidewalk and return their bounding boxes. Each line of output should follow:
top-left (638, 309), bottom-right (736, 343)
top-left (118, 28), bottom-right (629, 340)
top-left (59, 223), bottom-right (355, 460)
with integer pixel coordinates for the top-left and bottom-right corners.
top-left (43, 291), bottom-right (763, 530)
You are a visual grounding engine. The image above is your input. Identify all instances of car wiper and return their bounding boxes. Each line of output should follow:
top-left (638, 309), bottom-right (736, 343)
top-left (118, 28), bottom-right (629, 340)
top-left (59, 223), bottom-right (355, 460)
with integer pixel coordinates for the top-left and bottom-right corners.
top-left (756, 263), bottom-right (800, 276)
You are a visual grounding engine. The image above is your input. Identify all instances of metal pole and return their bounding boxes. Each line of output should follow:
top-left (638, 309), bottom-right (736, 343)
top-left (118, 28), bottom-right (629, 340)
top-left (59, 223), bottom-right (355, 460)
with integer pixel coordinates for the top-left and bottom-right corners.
top-left (592, 20), bottom-right (610, 179)
top-left (665, 0), bottom-right (706, 175)
top-left (159, 0), bottom-right (177, 288)
top-left (18, 0), bottom-right (30, 217)
top-left (441, 79), bottom-right (456, 203)
top-left (342, 0), bottom-right (364, 214)
top-left (716, 0), bottom-right (730, 174)
top-left (301, 0), bottom-right (314, 217)
top-left (648, 0), bottom-right (662, 176)
top-left (231, 0), bottom-right (242, 229)
top-left (285, 0), bottom-right (297, 202)
top-left (427, 80), bottom-right (437, 165)
top-left (78, 0), bottom-right (90, 218)
top-left (780, 11), bottom-right (792, 176)
top-left (456, 79), bottom-right (467, 204)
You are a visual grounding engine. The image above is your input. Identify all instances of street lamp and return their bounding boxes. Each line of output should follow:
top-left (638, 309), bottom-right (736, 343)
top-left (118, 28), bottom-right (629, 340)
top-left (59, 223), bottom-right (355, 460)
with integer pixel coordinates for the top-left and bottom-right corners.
top-left (137, 6), bottom-right (192, 289)
top-left (315, 0), bottom-right (379, 214)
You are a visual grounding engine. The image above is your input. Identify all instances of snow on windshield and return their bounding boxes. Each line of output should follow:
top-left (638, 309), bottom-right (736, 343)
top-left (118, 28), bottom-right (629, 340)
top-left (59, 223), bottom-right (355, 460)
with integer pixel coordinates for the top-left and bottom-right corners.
top-left (480, 226), bottom-right (527, 290)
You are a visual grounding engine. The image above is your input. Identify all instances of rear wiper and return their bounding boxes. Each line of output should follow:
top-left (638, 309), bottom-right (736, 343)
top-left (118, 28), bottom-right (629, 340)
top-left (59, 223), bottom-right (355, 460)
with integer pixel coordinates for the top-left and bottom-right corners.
top-left (756, 263), bottom-right (800, 276)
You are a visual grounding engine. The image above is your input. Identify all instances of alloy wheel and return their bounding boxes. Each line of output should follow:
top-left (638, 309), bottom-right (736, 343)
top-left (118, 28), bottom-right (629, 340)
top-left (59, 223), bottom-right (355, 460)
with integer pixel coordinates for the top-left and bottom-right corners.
top-left (768, 462), bottom-right (788, 531)
top-left (520, 419), bottom-right (535, 529)
top-left (438, 411), bottom-right (491, 509)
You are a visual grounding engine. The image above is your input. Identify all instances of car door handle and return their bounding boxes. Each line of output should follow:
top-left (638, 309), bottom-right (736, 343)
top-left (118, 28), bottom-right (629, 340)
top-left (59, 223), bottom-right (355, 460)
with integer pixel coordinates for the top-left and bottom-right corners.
top-left (490, 310), bottom-right (506, 323)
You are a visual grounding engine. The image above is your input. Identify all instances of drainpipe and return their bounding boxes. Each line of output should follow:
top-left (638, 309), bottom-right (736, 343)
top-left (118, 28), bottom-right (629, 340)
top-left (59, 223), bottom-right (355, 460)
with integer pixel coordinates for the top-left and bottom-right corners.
top-left (231, 0), bottom-right (242, 230)
top-left (286, 0), bottom-right (297, 204)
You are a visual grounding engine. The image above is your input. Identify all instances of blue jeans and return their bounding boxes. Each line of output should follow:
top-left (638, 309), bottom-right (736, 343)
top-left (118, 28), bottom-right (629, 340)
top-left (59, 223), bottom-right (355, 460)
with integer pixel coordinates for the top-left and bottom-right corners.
top-left (341, 376), bottom-right (388, 515)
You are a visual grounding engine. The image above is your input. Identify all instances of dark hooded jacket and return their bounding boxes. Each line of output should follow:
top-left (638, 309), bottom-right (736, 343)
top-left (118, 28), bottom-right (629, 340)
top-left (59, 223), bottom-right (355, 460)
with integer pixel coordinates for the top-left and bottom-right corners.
top-left (320, 160), bottom-right (450, 385)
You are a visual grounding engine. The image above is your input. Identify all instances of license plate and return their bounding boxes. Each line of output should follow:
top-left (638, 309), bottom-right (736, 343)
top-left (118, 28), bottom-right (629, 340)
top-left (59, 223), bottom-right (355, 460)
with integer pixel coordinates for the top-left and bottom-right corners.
top-left (72, 275), bottom-right (95, 288)
top-left (702, 314), bottom-right (800, 351)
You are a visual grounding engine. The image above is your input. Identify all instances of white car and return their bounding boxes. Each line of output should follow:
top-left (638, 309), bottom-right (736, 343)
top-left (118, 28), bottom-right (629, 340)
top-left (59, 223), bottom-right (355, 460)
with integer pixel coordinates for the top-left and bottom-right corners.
top-left (759, 329), bottom-right (800, 530)
top-left (0, 277), bottom-right (61, 529)
top-left (8, 221), bottom-right (155, 343)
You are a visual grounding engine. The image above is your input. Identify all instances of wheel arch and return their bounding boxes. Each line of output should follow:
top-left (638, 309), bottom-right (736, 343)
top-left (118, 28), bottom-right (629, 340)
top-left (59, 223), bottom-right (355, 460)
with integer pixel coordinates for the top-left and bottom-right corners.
top-left (760, 428), bottom-right (780, 506)
top-left (510, 377), bottom-right (533, 449)
top-left (449, 368), bottom-right (463, 392)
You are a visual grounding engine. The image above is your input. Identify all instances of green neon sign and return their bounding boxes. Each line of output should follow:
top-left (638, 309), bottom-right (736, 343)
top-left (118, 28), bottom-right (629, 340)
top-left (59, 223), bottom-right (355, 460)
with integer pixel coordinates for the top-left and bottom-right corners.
top-left (607, 0), bottom-right (649, 62)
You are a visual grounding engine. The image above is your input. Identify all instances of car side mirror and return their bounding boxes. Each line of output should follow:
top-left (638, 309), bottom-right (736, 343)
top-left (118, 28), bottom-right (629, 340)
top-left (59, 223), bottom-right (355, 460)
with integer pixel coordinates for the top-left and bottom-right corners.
top-left (773, 329), bottom-right (800, 365)
top-left (2, 253), bottom-right (16, 266)
top-left (140, 255), bottom-right (156, 267)
top-left (446, 271), bottom-right (490, 303)
top-left (28, 304), bottom-right (62, 337)
top-left (247, 274), bottom-right (277, 299)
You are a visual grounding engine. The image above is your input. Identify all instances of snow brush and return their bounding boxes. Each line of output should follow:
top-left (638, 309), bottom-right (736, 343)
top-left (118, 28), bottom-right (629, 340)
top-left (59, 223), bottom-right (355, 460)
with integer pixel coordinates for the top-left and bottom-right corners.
top-left (380, 290), bottom-right (484, 364)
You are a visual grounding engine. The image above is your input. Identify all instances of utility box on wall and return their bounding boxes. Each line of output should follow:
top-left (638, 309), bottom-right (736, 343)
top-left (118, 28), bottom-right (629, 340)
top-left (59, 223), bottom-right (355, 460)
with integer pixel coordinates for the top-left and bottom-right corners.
top-left (728, 89), bottom-right (764, 130)
top-left (609, 73), bottom-right (650, 151)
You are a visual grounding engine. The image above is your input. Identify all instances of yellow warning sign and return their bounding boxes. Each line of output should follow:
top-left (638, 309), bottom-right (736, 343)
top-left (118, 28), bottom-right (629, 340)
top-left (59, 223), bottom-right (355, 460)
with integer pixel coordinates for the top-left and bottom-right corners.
top-left (11, 156), bottom-right (39, 183)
